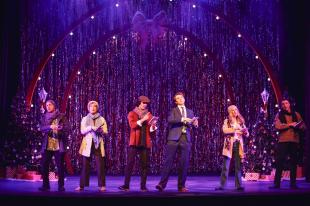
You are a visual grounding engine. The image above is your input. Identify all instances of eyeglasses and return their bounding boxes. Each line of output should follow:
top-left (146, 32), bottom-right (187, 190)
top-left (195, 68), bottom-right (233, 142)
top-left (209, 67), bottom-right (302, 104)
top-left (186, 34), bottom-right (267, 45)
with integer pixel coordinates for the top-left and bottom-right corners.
top-left (142, 102), bottom-right (149, 105)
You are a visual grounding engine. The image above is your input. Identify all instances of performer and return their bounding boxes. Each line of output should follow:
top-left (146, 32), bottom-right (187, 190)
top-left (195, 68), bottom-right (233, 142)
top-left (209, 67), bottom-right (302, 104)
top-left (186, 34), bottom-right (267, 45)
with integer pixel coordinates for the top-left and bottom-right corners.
top-left (119, 95), bottom-right (157, 192)
top-left (39, 100), bottom-right (69, 192)
top-left (156, 92), bottom-right (198, 192)
top-left (75, 101), bottom-right (108, 192)
top-left (215, 105), bottom-right (249, 191)
top-left (269, 98), bottom-right (306, 189)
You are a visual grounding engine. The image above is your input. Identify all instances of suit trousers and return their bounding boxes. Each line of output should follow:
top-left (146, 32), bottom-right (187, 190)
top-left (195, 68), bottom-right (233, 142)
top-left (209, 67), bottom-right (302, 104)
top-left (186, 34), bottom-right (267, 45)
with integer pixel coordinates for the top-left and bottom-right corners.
top-left (159, 134), bottom-right (190, 189)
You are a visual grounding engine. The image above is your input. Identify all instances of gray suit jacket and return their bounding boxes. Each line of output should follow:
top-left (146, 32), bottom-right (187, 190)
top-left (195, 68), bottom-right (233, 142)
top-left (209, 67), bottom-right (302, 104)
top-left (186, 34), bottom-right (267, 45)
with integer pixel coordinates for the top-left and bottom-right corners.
top-left (167, 106), bottom-right (195, 141)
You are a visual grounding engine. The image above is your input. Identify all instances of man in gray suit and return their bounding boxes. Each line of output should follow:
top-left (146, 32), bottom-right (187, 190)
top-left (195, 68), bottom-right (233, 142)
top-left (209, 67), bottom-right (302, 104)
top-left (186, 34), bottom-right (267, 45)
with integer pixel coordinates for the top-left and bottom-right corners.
top-left (156, 92), bottom-right (198, 192)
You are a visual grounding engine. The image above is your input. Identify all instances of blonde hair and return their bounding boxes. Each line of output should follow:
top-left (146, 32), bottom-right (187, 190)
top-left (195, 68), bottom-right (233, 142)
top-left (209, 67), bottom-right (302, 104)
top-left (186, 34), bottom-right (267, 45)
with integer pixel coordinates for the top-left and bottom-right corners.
top-left (227, 105), bottom-right (245, 125)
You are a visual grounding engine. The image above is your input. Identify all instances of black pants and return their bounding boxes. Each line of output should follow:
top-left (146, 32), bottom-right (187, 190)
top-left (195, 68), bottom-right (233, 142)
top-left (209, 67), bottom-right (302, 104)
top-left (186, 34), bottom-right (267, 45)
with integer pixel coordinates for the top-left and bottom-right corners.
top-left (41, 150), bottom-right (65, 188)
top-left (158, 134), bottom-right (190, 189)
top-left (219, 141), bottom-right (242, 188)
top-left (79, 143), bottom-right (105, 188)
top-left (123, 146), bottom-right (150, 188)
top-left (274, 142), bottom-right (299, 186)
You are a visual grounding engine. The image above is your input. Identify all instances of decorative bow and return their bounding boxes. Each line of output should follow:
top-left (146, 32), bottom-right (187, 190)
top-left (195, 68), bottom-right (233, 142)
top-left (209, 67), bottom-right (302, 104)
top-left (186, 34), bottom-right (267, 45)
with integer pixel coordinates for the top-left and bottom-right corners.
top-left (132, 11), bottom-right (168, 48)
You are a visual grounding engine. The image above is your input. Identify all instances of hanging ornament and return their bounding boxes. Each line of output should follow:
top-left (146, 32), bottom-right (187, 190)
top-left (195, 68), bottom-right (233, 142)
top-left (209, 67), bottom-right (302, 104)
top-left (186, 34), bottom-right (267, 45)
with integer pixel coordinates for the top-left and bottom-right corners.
top-left (38, 87), bottom-right (48, 113)
top-left (260, 88), bottom-right (270, 105)
top-left (260, 88), bottom-right (269, 119)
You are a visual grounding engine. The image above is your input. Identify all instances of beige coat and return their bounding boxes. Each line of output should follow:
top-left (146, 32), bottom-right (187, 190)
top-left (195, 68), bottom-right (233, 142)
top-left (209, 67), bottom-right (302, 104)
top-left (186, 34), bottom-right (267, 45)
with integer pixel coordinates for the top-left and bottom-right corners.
top-left (79, 116), bottom-right (108, 157)
top-left (222, 119), bottom-right (248, 159)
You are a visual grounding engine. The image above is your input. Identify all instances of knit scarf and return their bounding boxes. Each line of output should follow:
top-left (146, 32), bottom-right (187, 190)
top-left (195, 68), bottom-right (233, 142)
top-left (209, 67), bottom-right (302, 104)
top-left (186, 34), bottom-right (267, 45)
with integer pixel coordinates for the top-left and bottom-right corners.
top-left (45, 110), bottom-right (62, 138)
top-left (279, 110), bottom-right (297, 124)
top-left (45, 110), bottom-right (60, 124)
top-left (133, 107), bottom-right (149, 119)
top-left (85, 113), bottom-right (104, 149)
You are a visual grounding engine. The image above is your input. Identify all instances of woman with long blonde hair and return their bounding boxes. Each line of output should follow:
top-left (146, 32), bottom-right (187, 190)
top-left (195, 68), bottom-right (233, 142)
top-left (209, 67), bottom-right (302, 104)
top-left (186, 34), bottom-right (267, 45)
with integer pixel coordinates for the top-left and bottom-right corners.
top-left (215, 105), bottom-right (249, 191)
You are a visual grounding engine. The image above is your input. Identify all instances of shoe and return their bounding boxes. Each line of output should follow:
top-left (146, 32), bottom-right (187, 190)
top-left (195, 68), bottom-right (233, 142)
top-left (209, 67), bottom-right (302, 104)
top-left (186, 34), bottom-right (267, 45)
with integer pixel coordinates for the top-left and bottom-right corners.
top-left (155, 184), bottom-right (163, 192)
top-left (269, 185), bottom-right (280, 189)
top-left (38, 186), bottom-right (50, 192)
top-left (290, 184), bottom-right (299, 189)
top-left (215, 186), bottom-right (224, 191)
top-left (99, 186), bottom-right (106, 192)
top-left (75, 186), bottom-right (84, 191)
top-left (58, 186), bottom-right (65, 192)
top-left (178, 187), bottom-right (189, 192)
top-left (141, 187), bottom-right (149, 192)
top-left (236, 187), bottom-right (244, 191)
top-left (118, 185), bottom-right (129, 191)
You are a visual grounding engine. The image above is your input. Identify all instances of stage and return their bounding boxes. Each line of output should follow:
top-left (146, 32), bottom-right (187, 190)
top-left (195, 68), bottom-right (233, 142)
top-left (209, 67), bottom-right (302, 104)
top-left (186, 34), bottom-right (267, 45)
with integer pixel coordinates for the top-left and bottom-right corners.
top-left (1, 176), bottom-right (310, 206)
top-left (1, 1), bottom-right (310, 206)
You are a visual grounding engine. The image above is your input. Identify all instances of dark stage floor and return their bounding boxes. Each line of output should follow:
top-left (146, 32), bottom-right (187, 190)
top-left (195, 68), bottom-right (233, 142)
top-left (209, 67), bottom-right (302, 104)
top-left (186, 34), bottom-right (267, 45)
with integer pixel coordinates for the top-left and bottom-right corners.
top-left (1, 176), bottom-right (310, 206)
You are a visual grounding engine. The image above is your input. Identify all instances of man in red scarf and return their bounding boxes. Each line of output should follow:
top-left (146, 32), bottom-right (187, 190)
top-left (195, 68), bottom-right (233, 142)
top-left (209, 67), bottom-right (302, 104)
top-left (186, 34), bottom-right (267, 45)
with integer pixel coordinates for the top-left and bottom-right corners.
top-left (119, 96), bottom-right (157, 192)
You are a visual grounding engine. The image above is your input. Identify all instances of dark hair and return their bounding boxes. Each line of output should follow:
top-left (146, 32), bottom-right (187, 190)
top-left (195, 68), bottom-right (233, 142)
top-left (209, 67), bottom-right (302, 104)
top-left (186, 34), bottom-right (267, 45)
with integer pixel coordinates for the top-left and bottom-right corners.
top-left (173, 92), bottom-right (185, 101)
top-left (135, 100), bottom-right (150, 107)
top-left (135, 100), bottom-right (142, 107)
top-left (280, 98), bottom-right (290, 104)
top-left (279, 98), bottom-right (294, 111)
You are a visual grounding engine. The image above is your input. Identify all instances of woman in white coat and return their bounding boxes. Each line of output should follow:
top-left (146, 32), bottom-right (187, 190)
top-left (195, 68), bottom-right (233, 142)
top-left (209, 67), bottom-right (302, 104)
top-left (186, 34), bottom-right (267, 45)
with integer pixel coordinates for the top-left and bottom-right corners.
top-left (75, 101), bottom-right (108, 191)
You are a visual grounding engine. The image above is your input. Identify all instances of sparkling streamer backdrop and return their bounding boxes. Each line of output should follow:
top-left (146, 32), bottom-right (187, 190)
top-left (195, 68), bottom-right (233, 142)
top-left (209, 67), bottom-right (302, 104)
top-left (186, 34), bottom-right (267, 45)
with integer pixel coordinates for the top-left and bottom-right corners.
top-left (10, 0), bottom-right (280, 175)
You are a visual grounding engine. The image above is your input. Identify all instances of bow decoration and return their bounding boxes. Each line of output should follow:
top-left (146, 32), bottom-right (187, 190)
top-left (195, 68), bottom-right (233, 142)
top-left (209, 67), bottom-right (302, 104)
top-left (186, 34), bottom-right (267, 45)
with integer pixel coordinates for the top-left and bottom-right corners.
top-left (132, 11), bottom-right (168, 48)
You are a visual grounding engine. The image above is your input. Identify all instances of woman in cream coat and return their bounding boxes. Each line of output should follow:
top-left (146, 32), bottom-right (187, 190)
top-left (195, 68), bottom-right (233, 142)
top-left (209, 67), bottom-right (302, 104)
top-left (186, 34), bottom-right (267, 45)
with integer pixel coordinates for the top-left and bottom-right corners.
top-left (75, 101), bottom-right (108, 192)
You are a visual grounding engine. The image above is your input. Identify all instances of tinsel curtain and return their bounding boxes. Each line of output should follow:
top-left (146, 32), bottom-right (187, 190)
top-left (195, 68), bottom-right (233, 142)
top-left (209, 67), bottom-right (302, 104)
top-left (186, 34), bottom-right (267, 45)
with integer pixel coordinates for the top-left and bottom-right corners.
top-left (5, 0), bottom-right (280, 175)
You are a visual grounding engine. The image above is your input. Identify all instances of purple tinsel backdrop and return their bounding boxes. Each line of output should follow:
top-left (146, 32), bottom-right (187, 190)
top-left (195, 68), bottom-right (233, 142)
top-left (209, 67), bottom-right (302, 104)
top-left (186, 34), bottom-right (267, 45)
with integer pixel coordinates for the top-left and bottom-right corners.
top-left (7, 0), bottom-right (281, 175)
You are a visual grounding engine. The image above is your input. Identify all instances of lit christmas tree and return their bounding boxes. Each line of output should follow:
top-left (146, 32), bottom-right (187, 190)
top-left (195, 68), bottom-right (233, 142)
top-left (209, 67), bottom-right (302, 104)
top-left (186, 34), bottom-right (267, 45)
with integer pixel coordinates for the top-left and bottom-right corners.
top-left (2, 88), bottom-right (53, 174)
top-left (244, 89), bottom-right (277, 175)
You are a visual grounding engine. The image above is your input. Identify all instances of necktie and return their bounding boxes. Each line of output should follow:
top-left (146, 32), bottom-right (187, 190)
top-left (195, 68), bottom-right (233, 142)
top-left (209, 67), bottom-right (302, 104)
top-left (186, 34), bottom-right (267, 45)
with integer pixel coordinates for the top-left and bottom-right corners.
top-left (181, 107), bottom-right (186, 133)
top-left (181, 107), bottom-right (185, 117)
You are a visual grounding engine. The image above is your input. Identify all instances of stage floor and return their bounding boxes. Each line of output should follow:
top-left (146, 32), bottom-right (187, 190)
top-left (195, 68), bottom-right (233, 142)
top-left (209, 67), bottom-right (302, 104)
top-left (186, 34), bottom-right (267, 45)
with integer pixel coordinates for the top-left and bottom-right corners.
top-left (1, 176), bottom-right (310, 206)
